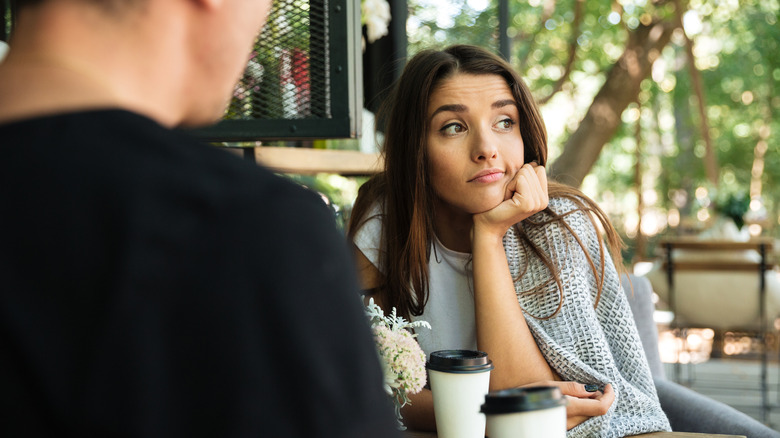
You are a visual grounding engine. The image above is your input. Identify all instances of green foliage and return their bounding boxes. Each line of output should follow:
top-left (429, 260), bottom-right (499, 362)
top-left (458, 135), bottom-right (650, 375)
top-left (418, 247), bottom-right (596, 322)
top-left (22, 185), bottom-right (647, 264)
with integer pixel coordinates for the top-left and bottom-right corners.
top-left (407, 0), bottom-right (497, 53)
top-left (283, 173), bottom-right (367, 231)
top-left (405, 0), bottom-right (780, 263)
top-left (2, 0), bottom-right (14, 42)
top-left (712, 190), bottom-right (750, 230)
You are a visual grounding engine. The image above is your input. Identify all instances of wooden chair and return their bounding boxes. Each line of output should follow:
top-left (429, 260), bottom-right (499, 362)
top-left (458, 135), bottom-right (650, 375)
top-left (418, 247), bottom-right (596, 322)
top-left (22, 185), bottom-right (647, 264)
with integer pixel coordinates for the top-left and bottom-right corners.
top-left (653, 238), bottom-right (777, 423)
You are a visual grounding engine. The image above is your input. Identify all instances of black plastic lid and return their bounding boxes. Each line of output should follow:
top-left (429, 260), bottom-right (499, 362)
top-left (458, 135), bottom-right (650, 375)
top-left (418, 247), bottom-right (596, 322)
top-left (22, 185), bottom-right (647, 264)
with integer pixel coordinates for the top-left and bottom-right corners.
top-left (480, 386), bottom-right (566, 414)
top-left (426, 350), bottom-right (494, 373)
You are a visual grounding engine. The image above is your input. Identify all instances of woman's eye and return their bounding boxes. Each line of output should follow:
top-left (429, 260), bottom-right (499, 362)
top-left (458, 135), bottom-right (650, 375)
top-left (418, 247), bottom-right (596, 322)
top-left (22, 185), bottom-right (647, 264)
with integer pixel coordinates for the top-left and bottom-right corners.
top-left (441, 123), bottom-right (465, 136)
top-left (496, 118), bottom-right (515, 130)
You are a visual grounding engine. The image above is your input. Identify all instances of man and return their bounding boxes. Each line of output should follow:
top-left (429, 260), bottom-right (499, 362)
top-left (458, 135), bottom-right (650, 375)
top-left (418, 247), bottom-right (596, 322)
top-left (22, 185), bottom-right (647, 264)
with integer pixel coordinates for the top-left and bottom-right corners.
top-left (0, 0), bottom-right (399, 436)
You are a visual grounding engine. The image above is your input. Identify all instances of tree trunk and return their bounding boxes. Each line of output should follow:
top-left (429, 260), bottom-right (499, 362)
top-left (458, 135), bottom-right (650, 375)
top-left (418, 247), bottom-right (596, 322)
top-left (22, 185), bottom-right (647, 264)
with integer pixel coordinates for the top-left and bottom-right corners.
top-left (548, 18), bottom-right (678, 187)
top-left (676, 0), bottom-right (719, 187)
top-left (672, 54), bottom-right (697, 230)
top-left (634, 100), bottom-right (646, 261)
top-left (749, 69), bottom-right (775, 203)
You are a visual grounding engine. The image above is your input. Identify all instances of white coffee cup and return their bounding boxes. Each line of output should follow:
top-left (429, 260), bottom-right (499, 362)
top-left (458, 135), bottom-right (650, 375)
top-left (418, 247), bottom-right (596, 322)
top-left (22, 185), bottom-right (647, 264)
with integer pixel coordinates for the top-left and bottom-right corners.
top-left (480, 386), bottom-right (566, 438)
top-left (427, 350), bottom-right (494, 438)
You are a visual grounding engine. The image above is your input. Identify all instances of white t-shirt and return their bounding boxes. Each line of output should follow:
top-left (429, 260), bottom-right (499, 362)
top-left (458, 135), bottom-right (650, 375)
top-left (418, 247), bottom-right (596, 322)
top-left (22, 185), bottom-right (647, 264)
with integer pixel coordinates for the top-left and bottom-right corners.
top-left (353, 205), bottom-right (478, 359)
top-left (353, 198), bottom-right (672, 437)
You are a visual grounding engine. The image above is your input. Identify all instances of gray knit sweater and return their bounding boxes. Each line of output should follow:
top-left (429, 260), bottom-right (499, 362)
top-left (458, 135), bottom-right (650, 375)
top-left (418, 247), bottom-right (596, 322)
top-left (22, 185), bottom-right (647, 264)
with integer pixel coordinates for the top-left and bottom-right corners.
top-left (504, 197), bottom-right (671, 437)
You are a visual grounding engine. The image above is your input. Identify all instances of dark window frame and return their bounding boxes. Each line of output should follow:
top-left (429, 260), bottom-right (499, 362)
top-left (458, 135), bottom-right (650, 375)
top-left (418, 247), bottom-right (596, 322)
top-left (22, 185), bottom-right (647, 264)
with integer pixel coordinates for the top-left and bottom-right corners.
top-left (191, 0), bottom-right (363, 142)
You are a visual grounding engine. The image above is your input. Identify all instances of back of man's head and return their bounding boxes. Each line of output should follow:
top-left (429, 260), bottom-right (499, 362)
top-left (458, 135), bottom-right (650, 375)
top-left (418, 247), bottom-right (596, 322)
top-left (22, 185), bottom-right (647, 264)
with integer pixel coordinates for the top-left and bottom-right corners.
top-left (13, 0), bottom-right (133, 9)
top-left (2, 0), bottom-right (273, 127)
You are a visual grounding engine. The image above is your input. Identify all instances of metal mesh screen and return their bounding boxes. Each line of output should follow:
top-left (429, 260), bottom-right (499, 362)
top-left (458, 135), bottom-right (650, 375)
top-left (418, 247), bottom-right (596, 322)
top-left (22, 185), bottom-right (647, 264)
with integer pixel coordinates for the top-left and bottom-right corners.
top-left (193, 0), bottom-right (360, 141)
top-left (225, 0), bottom-right (330, 121)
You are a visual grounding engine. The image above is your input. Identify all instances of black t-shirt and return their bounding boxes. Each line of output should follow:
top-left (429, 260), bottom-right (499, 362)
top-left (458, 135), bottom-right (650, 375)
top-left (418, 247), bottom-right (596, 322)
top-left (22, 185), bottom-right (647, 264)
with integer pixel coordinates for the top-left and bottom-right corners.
top-left (0, 110), bottom-right (399, 437)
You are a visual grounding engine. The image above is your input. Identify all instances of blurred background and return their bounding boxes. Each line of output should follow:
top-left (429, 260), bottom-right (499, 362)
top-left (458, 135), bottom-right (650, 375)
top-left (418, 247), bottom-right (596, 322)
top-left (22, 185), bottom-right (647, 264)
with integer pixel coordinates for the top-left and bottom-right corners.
top-left (3, 0), bottom-right (780, 428)
top-left (9, 0), bottom-right (772, 257)
top-left (363, 0), bottom-right (780, 268)
top-left (3, 1), bottom-right (776, 264)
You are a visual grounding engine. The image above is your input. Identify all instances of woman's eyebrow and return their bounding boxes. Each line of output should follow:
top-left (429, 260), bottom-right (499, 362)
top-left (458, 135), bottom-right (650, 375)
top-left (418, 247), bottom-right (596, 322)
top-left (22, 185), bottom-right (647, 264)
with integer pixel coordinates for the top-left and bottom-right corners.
top-left (430, 103), bottom-right (468, 120)
top-left (492, 99), bottom-right (517, 109)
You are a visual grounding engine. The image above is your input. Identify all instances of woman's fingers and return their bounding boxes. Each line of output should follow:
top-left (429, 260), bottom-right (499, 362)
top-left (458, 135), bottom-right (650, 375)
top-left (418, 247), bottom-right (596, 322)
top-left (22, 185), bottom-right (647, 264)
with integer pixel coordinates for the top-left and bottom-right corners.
top-left (565, 383), bottom-right (614, 418)
top-left (522, 381), bottom-right (614, 430)
top-left (511, 163), bottom-right (547, 212)
top-left (527, 381), bottom-right (610, 400)
top-left (534, 163), bottom-right (549, 203)
top-left (474, 162), bottom-right (548, 233)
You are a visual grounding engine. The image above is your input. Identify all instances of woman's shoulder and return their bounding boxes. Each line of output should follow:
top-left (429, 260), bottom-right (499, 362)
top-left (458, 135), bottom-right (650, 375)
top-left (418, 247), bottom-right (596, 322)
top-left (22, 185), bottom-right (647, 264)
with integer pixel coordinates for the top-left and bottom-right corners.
top-left (529, 195), bottom-right (600, 239)
top-left (545, 194), bottom-right (593, 217)
top-left (352, 201), bottom-right (385, 262)
top-left (353, 201), bottom-right (385, 232)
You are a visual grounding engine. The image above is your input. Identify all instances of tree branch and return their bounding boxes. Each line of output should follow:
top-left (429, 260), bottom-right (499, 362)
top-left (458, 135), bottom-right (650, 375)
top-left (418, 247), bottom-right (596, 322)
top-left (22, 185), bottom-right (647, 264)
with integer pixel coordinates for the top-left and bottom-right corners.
top-left (516, 0), bottom-right (558, 70)
top-left (548, 17), bottom-right (678, 187)
top-left (634, 99), bottom-right (646, 260)
top-left (674, 0), bottom-right (719, 187)
top-left (537, 0), bottom-right (584, 105)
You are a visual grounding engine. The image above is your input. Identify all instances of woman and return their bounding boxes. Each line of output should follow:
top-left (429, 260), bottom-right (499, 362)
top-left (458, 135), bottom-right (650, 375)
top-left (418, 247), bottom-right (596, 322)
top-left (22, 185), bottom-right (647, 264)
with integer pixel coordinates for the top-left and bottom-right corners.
top-left (348, 45), bottom-right (670, 437)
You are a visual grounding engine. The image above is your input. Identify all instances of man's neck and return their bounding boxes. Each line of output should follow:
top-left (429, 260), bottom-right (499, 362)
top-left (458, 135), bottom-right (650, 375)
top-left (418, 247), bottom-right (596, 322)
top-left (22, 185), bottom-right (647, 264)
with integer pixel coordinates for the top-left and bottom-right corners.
top-left (0, 2), bottom-right (188, 127)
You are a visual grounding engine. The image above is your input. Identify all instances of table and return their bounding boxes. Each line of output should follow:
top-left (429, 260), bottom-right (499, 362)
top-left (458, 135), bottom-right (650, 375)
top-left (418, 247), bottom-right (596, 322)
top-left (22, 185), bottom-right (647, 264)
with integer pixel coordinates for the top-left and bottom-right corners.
top-left (404, 431), bottom-right (746, 438)
top-left (632, 434), bottom-right (747, 438)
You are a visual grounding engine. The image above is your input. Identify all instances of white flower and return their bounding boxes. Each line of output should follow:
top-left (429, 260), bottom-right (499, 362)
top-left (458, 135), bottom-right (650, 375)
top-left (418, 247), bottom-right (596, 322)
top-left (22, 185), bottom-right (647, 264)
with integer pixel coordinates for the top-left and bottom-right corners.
top-left (365, 298), bottom-right (430, 430)
top-left (373, 325), bottom-right (427, 395)
top-left (362, 0), bottom-right (392, 43)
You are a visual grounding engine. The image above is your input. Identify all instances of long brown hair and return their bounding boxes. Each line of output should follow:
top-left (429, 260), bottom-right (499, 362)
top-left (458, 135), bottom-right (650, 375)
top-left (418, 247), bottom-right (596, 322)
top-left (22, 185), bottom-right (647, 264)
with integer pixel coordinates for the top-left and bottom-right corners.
top-left (348, 45), bottom-right (623, 321)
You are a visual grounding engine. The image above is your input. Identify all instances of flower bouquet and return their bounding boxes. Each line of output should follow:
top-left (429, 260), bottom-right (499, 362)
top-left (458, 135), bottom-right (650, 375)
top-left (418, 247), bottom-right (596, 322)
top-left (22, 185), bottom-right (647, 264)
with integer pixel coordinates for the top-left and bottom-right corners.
top-left (365, 298), bottom-right (430, 430)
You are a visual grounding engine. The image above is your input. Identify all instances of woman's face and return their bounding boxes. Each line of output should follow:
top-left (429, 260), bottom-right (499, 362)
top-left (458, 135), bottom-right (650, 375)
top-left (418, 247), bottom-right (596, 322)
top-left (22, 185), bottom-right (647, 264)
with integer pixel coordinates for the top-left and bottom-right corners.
top-left (426, 73), bottom-right (525, 217)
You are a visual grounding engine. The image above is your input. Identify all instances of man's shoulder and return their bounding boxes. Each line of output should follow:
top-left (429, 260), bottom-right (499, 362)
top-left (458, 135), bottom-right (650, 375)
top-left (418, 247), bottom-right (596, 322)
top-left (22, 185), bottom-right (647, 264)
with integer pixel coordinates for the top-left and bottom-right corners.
top-left (2, 108), bottom-right (329, 223)
top-left (58, 110), bottom-right (310, 196)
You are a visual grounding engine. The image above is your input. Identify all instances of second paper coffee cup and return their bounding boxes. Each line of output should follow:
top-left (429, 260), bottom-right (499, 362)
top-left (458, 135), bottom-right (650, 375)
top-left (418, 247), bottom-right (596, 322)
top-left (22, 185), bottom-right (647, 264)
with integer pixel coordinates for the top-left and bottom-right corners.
top-left (427, 350), bottom-right (494, 438)
top-left (480, 386), bottom-right (566, 438)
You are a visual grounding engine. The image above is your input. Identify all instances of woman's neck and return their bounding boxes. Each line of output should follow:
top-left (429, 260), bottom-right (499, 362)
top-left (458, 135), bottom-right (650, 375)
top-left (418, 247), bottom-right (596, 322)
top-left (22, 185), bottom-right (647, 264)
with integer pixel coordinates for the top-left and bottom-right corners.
top-left (432, 201), bottom-right (474, 253)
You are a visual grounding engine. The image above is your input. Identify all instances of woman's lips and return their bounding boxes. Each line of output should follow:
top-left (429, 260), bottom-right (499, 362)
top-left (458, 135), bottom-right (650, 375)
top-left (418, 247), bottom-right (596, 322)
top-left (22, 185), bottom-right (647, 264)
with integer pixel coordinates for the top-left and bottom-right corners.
top-left (469, 169), bottom-right (504, 183)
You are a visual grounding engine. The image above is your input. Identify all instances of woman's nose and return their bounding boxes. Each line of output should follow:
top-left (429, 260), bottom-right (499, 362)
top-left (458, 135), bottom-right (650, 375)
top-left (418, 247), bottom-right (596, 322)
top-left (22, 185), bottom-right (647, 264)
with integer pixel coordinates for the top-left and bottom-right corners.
top-left (471, 128), bottom-right (498, 161)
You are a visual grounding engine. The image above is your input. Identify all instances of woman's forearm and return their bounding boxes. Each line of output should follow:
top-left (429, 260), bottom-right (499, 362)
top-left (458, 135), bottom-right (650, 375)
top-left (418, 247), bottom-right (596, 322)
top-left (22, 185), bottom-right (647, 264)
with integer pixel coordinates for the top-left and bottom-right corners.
top-left (401, 388), bottom-right (436, 431)
top-left (471, 227), bottom-right (556, 390)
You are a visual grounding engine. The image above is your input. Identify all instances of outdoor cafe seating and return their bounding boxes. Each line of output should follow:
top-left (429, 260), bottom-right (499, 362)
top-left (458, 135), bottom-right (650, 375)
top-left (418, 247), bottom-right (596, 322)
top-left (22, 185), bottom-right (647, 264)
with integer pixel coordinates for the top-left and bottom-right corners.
top-left (402, 273), bottom-right (778, 438)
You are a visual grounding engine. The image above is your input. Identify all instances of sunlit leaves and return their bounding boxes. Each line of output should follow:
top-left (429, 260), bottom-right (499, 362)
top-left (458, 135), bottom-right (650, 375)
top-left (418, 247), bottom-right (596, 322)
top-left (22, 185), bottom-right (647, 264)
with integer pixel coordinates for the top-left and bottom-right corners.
top-left (405, 0), bottom-right (780, 247)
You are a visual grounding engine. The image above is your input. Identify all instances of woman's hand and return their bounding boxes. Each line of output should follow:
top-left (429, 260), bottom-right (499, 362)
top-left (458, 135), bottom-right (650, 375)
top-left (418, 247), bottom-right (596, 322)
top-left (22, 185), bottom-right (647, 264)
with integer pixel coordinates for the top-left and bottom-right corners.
top-left (473, 162), bottom-right (548, 239)
top-left (524, 381), bottom-right (615, 430)
top-left (469, 162), bottom-right (555, 389)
